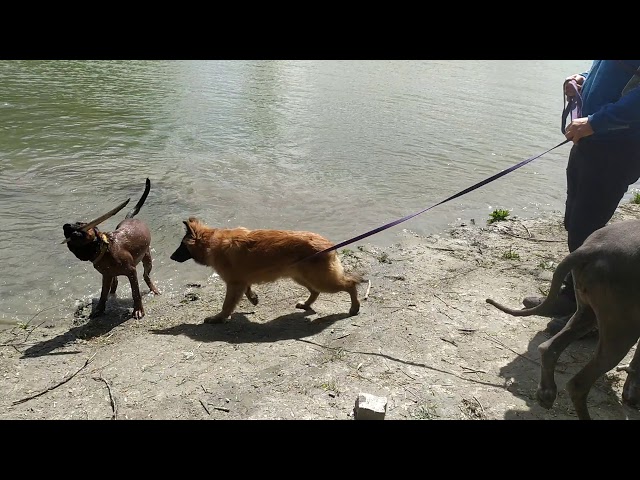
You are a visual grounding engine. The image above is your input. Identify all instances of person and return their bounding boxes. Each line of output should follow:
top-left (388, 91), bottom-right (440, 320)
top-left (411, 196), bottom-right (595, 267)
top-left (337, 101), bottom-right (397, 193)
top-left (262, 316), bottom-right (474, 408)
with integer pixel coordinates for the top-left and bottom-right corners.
top-left (523, 60), bottom-right (640, 335)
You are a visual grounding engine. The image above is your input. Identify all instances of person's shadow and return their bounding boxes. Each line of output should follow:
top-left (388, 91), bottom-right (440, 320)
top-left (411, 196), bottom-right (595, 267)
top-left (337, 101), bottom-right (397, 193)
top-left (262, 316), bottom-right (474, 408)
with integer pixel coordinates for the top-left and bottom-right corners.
top-left (499, 331), bottom-right (640, 420)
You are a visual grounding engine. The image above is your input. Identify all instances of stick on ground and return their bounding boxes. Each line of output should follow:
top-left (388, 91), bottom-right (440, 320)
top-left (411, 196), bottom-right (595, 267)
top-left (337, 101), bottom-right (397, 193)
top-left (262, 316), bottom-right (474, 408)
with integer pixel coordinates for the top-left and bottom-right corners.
top-left (12, 352), bottom-right (98, 405)
top-left (94, 376), bottom-right (118, 420)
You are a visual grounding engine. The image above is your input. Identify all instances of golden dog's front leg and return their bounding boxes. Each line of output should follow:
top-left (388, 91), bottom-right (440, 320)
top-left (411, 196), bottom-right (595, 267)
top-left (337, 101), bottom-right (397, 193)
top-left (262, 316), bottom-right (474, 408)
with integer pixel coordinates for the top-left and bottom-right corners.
top-left (296, 289), bottom-right (319, 311)
top-left (245, 285), bottom-right (259, 305)
top-left (205, 282), bottom-right (246, 323)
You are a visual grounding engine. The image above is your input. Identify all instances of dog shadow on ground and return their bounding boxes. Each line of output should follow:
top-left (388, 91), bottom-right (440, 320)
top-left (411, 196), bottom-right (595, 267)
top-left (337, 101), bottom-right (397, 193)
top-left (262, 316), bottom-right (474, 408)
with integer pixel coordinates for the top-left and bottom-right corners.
top-left (20, 296), bottom-right (136, 359)
top-left (151, 309), bottom-right (350, 344)
top-left (499, 330), bottom-right (640, 420)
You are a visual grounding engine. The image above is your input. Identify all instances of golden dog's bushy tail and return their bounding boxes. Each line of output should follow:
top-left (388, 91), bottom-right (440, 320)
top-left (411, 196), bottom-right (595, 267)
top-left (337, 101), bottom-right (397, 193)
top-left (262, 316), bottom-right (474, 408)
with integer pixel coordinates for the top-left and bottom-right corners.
top-left (345, 270), bottom-right (367, 285)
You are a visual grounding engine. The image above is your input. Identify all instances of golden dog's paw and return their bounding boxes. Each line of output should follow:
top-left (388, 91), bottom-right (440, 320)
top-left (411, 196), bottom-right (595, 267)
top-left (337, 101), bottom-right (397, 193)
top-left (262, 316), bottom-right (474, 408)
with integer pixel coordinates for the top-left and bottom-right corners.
top-left (204, 314), bottom-right (229, 324)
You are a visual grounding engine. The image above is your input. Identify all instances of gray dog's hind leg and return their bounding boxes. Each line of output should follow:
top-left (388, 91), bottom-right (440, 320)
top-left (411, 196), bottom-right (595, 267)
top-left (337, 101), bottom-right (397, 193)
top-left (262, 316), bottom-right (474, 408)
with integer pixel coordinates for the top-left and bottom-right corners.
top-left (537, 305), bottom-right (596, 412)
top-left (622, 344), bottom-right (640, 408)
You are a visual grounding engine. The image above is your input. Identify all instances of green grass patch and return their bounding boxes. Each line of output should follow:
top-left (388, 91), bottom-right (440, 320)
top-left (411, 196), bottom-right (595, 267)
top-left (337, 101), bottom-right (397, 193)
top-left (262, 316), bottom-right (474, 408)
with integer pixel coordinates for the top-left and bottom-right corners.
top-left (487, 208), bottom-right (510, 224)
top-left (411, 403), bottom-right (439, 419)
top-left (538, 260), bottom-right (555, 270)
top-left (502, 247), bottom-right (520, 260)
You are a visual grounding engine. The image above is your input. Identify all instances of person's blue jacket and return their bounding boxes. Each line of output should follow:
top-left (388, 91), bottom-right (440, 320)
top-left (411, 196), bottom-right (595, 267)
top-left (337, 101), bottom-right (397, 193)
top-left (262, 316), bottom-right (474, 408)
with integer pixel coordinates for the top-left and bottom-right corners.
top-left (580, 60), bottom-right (640, 141)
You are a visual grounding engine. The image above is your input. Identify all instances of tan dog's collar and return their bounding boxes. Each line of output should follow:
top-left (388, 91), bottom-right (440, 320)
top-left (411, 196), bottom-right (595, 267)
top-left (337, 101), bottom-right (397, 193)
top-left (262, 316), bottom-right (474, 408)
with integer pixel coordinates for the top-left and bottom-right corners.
top-left (92, 232), bottom-right (110, 265)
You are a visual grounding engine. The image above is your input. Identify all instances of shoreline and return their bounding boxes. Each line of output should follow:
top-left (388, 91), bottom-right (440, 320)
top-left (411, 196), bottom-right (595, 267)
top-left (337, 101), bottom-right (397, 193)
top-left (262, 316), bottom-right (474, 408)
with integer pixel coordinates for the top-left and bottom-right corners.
top-left (2, 205), bottom-right (640, 420)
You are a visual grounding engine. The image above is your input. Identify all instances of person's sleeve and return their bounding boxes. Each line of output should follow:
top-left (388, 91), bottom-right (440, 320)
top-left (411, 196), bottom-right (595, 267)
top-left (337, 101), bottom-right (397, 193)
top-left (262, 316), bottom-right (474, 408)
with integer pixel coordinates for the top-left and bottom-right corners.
top-left (588, 86), bottom-right (640, 133)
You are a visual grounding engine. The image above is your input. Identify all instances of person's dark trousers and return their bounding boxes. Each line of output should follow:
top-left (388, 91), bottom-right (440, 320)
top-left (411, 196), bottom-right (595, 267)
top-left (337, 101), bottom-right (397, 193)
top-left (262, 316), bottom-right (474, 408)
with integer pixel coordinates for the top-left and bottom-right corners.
top-left (564, 136), bottom-right (640, 253)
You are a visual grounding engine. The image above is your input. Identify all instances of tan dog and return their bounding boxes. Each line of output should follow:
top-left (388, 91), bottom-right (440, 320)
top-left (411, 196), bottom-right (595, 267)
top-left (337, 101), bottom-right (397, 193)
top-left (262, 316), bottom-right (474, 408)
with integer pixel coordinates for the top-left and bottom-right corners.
top-left (170, 217), bottom-right (363, 323)
top-left (62, 178), bottom-right (160, 319)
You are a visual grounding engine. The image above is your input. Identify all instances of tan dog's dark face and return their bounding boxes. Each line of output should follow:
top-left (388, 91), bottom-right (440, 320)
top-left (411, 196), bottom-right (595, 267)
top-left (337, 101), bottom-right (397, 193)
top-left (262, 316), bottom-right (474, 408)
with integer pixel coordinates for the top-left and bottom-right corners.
top-left (63, 222), bottom-right (101, 261)
top-left (170, 217), bottom-right (363, 324)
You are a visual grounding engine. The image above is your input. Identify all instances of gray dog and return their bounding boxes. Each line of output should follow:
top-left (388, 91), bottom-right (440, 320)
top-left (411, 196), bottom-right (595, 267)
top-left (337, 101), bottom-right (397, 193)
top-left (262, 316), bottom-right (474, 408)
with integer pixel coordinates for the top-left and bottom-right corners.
top-left (486, 219), bottom-right (640, 420)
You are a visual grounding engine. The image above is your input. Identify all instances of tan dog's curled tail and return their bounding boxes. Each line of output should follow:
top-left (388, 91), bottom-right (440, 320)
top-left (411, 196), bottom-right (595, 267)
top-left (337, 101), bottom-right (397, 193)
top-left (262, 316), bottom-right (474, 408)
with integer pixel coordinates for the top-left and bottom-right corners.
top-left (125, 178), bottom-right (151, 220)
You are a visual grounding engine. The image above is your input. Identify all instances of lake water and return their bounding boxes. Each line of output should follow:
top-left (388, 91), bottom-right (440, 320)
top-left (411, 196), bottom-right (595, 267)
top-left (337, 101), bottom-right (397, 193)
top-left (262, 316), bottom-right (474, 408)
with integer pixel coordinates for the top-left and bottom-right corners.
top-left (3, 59), bottom-right (622, 328)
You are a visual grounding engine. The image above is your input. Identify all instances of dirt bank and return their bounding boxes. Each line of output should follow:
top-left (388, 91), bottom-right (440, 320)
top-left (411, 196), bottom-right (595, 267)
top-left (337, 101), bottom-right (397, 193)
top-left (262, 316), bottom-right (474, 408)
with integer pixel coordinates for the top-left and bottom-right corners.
top-left (2, 205), bottom-right (640, 420)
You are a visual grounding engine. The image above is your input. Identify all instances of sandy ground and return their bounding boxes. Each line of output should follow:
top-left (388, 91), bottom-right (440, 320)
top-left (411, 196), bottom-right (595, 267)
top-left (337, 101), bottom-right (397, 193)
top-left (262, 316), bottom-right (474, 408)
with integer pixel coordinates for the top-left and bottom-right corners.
top-left (2, 204), bottom-right (640, 420)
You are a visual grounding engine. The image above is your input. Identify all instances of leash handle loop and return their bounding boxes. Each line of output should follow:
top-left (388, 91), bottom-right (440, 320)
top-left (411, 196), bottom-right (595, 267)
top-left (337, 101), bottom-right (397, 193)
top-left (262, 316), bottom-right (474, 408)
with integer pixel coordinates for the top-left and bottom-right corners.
top-left (562, 78), bottom-right (583, 134)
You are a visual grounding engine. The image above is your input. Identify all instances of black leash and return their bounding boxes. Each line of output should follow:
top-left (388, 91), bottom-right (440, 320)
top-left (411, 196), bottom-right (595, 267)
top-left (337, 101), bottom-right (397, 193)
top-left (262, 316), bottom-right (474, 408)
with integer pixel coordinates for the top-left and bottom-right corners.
top-left (298, 77), bottom-right (583, 263)
top-left (302, 138), bottom-right (571, 262)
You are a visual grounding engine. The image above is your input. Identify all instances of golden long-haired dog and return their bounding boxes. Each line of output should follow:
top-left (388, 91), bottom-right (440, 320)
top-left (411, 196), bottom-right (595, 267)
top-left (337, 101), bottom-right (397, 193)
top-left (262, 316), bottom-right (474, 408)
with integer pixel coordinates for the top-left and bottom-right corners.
top-left (170, 217), bottom-right (363, 323)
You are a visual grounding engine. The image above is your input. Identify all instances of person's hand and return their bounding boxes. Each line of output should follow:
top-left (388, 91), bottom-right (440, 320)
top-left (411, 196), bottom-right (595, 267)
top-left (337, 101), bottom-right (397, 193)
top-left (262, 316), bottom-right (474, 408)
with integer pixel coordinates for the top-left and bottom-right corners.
top-left (564, 117), bottom-right (594, 143)
top-left (564, 74), bottom-right (585, 96)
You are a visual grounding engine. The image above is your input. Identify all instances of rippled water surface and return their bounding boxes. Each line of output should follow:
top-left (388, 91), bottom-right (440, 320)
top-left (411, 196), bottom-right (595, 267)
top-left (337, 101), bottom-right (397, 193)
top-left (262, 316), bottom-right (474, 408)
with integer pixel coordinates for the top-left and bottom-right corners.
top-left (2, 60), bottom-right (611, 327)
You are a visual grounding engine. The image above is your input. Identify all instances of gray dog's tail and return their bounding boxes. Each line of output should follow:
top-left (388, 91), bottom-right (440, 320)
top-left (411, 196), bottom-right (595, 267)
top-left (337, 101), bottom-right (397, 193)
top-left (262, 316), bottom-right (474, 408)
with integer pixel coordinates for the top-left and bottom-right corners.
top-left (125, 178), bottom-right (151, 219)
top-left (485, 249), bottom-right (586, 317)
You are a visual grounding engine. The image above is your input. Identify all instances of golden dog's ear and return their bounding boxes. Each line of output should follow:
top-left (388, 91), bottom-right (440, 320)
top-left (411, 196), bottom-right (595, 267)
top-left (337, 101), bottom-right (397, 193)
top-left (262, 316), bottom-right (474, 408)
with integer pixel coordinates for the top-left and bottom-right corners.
top-left (183, 220), bottom-right (196, 238)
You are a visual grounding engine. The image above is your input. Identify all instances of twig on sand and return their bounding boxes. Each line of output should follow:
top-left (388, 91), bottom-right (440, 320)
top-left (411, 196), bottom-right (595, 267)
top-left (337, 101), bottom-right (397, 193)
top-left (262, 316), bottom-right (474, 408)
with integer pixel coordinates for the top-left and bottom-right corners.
top-left (500, 230), bottom-right (563, 243)
top-left (12, 351), bottom-right (98, 405)
top-left (458, 328), bottom-right (477, 333)
top-left (363, 280), bottom-right (372, 301)
top-left (94, 376), bottom-right (117, 420)
top-left (399, 368), bottom-right (418, 380)
top-left (473, 395), bottom-right (486, 415)
top-left (440, 337), bottom-right (457, 347)
top-left (199, 399), bottom-right (211, 415)
top-left (425, 246), bottom-right (456, 252)
top-left (462, 367), bottom-right (487, 374)
top-left (438, 309), bottom-right (456, 322)
top-left (519, 222), bottom-right (532, 238)
top-left (483, 333), bottom-right (539, 366)
top-left (434, 294), bottom-right (464, 312)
